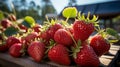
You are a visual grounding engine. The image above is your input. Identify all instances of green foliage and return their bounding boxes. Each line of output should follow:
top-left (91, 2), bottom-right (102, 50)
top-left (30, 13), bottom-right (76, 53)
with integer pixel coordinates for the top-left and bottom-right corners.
top-left (41, 4), bottom-right (56, 20)
top-left (24, 16), bottom-right (35, 24)
top-left (106, 28), bottom-right (120, 39)
top-left (22, 21), bottom-right (31, 28)
top-left (4, 27), bottom-right (19, 37)
top-left (62, 7), bottom-right (78, 18)
top-left (0, 11), bottom-right (4, 21)
top-left (24, 16), bottom-right (35, 27)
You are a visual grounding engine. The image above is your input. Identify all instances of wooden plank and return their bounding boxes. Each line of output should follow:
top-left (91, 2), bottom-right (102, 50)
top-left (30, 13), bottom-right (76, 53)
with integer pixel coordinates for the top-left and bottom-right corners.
top-left (108, 50), bottom-right (120, 67)
top-left (99, 45), bottom-right (120, 66)
top-left (0, 44), bottom-right (119, 67)
top-left (0, 52), bottom-right (55, 67)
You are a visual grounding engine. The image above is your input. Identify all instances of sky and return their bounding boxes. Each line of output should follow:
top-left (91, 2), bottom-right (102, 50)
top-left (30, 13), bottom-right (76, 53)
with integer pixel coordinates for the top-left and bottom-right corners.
top-left (13, 0), bottom-right (114, 14)
top-left (31, 0), bottom-right (114, 14)
top-left (50, 0), bottom-right (114, 14)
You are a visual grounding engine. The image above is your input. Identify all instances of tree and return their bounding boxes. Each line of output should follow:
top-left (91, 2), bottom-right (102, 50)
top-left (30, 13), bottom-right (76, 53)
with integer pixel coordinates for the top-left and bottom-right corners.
top-left (68, 0), bottom-right (77, 6)
top-left (0, 0), bottom-right (11, 13)
top-left (27, 1), bottom-right (41, 20)
top-left (30, 1), bottom-right (36, 8)
top-left (20, 0), bottom-right (27, 9)
top-left (41, 0), bottom-right (57, 21)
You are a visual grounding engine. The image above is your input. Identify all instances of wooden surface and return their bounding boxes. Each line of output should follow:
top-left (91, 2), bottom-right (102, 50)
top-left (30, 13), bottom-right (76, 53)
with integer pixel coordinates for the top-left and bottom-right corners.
top-left (100, 44), bottom-right (120, 67)
top-left (0, 44), bottom-right (120, 67)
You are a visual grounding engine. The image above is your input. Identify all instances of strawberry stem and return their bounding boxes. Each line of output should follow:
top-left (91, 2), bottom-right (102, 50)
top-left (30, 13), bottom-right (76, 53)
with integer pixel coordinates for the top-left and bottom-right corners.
top-left (65, 17), bottom-right (69, 23)
top-left (45, 39), bottom-right (55, 54)
top-left (45, 16), bottom-right (50, 24)
top-left (69, 32), bottom-right (78, 47)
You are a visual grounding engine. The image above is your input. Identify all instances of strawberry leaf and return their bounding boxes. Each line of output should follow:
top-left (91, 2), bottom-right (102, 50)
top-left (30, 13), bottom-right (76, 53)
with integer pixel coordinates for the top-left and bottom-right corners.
top-left (106, 28), bottom-right (120, 39)
top-left (24, 16), bottom-right (35, 27)
top-left (108, 40), bottom-right (119, 43)
top-left (4, 26), bottom-right (19, 37)
top-left (106, 28), bottom-right (118, 36)
top-left (0, 11), bottom-right (4, 21)
top-left (62, 7), bottom-right (78, 18)
top-left (22, 21), bottom-right (31, 28)
top-left (24, 16), bottom-right (35, 24)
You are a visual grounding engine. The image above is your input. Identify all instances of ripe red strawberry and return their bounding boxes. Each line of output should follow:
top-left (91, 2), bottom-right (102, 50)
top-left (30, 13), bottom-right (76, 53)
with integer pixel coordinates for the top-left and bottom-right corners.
top-left (32, 24), bottom-right (41, 33)
top-left (48, 23), bottom-right (63, 39)
top-left (73, 20), bottom-right (95, 42)
top-left (0, 35), bottom-right (2, 40)
top-left (9, 43), bottom-right (23, 57)
top-left (48, 44), bottom-right (71, 65)
top-left (28, 41), bottom-right (45, 62)
top-left (6, 36), bottom-right (21, 48)
top-left (0, 44), bottom-right (8, 52)
top-left (8, 14), bottom-right (16, 21)
top-left (18, 24), bottom-right (28, 32)
top-left (54, 29), bottom-right (73, 46)
top-left (90, 35), bottom-right (110, 57)
top-left (24, 32), bottom-right (38, 45)
top-left (74, 45), bottom-right (100, 67)
top-left (0, 34), bottom-right (8, 52)
top-left (39, 30), bottom-right (51, 45)
top-left (0, 19), bottom-right (12, 28)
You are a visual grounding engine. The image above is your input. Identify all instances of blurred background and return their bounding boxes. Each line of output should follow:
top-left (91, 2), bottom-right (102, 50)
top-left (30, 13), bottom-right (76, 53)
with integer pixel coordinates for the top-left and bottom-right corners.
top-left (0, 0), bottom-right (120, 32)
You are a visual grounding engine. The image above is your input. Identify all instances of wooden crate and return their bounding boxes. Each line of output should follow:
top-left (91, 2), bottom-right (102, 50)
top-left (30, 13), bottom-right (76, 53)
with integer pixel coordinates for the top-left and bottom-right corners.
top-left (0, 44), bottom-right (119, 67)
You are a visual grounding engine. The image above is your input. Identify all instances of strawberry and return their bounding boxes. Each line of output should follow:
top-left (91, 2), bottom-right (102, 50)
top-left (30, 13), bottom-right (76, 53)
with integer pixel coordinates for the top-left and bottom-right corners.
top-left (66, 27), bottom-right (73, 34)
top-left (0, 19), bottom-right (12, 28)
top-left (48, 44), bottom-right (71, 65)
top-left (90, 35), bottom-right (110, 57)
top-left (54, 29), bottom-right (73, 46)
top-left (0, 35), bottom-right (2, 40)
top-left (74, 45), bottom-right (100, 67)
top-left (0, 34), bottom-right (8, 52)
top-left (24, 32), bottom-right (38, 45)
top-left (9, 43), bottom-right (23, 57)
top-left (6, 36), bottom-right (21, 48)
top-left (39, 30), bottom-right (51, 45)
top-left (48, 23), bottom-right (63, 39)
top-left (0, 44), bottom-right (8, 52)
top-left (8, 14), bottom-right (16, 21)
top-left (32, 24), bottom-right (41, 33)
top-left (18, 24), bottom-right (28, 32)
top-left (28, 41), bottom-right (45, 62)
top-left (73, 20), bottom-right (95, 42)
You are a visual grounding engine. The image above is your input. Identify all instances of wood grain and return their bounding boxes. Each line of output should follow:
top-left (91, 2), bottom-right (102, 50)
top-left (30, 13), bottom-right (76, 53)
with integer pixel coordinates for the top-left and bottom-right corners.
top-left (0, 45), bottom-right (119, 67)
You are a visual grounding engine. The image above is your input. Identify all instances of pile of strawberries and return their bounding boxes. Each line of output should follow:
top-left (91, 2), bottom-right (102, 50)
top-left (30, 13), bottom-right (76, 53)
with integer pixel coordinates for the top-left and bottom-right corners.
top-left (0, 7), bottom-right (112, 67)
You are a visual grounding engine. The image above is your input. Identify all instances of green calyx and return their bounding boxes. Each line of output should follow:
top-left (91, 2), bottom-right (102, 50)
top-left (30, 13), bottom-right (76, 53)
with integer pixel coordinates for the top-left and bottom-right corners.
top-left (45, 39), bottom-right (55, 54)
top-left (0, 33), bottom-right (7, 46)
top-left (0, 39), bottom-right (6, 46)
top-left (44, 17), bottom-right (56, 26)
top-left (41, 17), bottom-right (58, 32)
top-left (20, 43), bottom-right (27, 56)
top-left (96, 27), bottom-right (119, 43)
top-left (72, 40), bottom-right (82, 59)
top-left (77, 12), bottom-right (99, 26)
